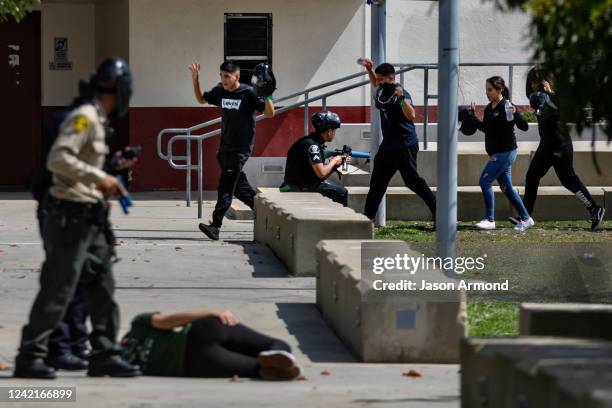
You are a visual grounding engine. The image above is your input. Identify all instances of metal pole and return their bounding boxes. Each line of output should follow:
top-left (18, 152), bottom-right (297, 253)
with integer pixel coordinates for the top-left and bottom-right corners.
top-left (304, 92), bottom-right (309, 135)
top-left (508, 65), bottom-right (514, 102)
top-left (322, 97), bottom-right (327, 111)
top-left (436, 0), bottom-right (459, 266)
top-left (186, 137), bottom-right (192, 207)
top-left (423, 68), bottom-right (429, 150)
top-left (371, 0), bottom-right (386, 227)
top-left (197, 138), bottom-right (203, 219)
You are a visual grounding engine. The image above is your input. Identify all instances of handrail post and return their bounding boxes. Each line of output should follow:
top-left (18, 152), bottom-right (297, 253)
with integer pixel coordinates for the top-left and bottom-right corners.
top-left (508, 64), bottom-right (514, 102)
top-left (322, 97), bottom-right (327, 111)
top-left (423, 68), bottom-right (429, 151)
top-left (304, 92), bottom-right (309, 135)
top-left (186, 134), bottom-right (191, 207)
top-left (197, 138), bottom-right (203, 219)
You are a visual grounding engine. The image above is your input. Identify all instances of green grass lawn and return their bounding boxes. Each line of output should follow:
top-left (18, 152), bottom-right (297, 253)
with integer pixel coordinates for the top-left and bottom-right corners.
top-left (375, 221), bottom-right (612, 337)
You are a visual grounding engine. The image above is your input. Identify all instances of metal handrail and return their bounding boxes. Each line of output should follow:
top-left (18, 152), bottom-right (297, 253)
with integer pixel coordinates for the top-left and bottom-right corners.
top-left (158, 61), bottom-right (533, 218)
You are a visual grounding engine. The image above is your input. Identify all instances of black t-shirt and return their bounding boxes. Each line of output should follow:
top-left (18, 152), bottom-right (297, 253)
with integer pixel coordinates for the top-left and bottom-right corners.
top-left (283, 133), bottom-right (327, 188)
top-left (379, 88), bottom-right (418, 150)
top-left (203, 83), bottom-right (266, 154)
top-left (536, 93), bottom-right (572, 149)
top-left (475, 98), bottom-right (528, 156)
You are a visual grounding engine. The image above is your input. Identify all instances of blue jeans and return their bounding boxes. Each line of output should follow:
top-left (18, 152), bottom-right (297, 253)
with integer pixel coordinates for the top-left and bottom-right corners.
top-left (479, 149), bottom-right (529, 221)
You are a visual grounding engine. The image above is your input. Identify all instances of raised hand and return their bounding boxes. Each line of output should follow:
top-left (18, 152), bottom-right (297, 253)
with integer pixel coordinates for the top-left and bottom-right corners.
top-left (188, 61), bottom-right (201, 81)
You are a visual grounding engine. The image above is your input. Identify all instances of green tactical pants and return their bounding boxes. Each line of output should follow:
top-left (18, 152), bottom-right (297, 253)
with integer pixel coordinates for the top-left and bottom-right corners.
top-left (18, 199), bottom-right (120, 361)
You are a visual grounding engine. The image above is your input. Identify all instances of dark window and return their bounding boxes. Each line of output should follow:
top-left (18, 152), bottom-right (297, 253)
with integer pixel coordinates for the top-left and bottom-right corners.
top-left (224, 13), bottom-right (272, 85)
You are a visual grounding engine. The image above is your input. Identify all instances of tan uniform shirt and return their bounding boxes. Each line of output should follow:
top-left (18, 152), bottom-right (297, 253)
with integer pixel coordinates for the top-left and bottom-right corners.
top-left (47, 101), bottom-right (109, 204)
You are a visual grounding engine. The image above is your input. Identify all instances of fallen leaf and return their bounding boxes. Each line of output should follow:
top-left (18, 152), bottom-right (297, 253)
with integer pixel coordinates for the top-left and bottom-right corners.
top-left (402, 369), bottom-right (422, 378)
top-left (320, 370), bottom-right (330, 376)
top-left (175, 246), bottom-right (183, 251)
top-left (296, 375), bottom-right (307, 381)
top-left (0, 361), bottom-right (6, 370)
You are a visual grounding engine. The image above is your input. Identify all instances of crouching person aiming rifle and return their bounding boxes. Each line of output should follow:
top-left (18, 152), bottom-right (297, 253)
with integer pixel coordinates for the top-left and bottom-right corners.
top-left (280, 111), bottom-right (350, 206)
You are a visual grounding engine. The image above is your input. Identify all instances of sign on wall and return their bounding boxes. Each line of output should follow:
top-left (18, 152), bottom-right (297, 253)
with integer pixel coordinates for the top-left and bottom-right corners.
top-left (49, 37), bottom-right (73, 70)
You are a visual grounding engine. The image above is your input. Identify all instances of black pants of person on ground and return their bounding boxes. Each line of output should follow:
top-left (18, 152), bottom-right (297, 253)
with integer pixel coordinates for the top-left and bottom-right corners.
top-left (37, 201), bottom-right (89, 359)
top-left (283, 181), bottom-right (348, 206)
top-left (364, 144), bottom-right (436, 220)
top-left (523, 143), bottom-right (597, 214)
top-left (19, 198), bottom-right (120, 361)
top-left (184, 316), bottom-right (291, 378)
top-left (211, 151), bottom-right (257, 228)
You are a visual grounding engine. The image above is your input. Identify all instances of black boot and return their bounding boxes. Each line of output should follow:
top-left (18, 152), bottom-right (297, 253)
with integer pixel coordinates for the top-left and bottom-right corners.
top-left (14, 357), bottom-right (56, 379)
top-left (198, 223), bottom-right (220, 240)
top-left (87, 355), bottom-right (141, 378)
top-left (47, 353), bottom-right (88, 371)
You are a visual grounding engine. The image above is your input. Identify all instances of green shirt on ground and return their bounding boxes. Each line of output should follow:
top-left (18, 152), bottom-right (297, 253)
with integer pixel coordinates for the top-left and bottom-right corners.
top-left (121, 312), bottom-right (191, 377)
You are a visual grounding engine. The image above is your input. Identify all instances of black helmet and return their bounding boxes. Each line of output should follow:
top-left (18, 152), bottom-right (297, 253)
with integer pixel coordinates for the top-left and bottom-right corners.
top-left (251, 63), bottom-right (276, 97)
top-left (374, 82), bottom-right (400, 110)
top-left (91, 57), bottom-right (133, 118)
top-left (525, 64), bottom-right (541, 99)
top-left (458, 106), bottom-right (478, 136)
top-left (311, 111), bottom-right (341, 133)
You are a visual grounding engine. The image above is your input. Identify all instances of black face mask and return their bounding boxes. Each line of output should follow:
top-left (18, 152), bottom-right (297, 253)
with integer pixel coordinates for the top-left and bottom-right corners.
top-left (375, 83), bottom-right (399, 110)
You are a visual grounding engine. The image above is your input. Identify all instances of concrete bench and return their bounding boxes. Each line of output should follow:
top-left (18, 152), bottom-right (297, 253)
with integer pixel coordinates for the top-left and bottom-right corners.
top-left (254, 189), bottom-right (372, 276)
top-left (460, 337), bottom-right (612, 408)
top-left (520, 303), bottom-right (612, 341)
top-left (530, 360), bottom-right (612, 408)
top-left (346, 186), bottom-right (607, 221)
top-left (316, 239), bottom-right (466, 363)
top-left (509, 358), bottom-right (612, 408)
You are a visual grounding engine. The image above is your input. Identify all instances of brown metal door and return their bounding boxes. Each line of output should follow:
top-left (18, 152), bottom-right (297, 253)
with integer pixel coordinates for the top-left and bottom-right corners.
top-left (0, 12), bottom-right (41, 188)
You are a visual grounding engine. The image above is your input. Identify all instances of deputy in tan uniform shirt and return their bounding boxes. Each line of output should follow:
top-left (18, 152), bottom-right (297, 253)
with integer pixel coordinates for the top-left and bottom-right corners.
top-left (15, 58), bottom-right (141, 379)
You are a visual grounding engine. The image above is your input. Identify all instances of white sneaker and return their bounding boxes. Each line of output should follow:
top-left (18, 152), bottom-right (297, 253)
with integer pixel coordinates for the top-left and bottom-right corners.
top-left (514, 217), bottom-right (535, 232)
top-left (257, 350), bottom-right (302, 381)
top-left (475, 219), bottom-right (496, 230)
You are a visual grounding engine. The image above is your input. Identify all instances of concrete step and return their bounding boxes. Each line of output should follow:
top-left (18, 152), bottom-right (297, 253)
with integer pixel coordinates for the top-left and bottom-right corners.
top-left (346, 186), bottom-right (610, 221)
top-left (226, 200), bottom-right (255, 220)
top-left (241, 141), bottom-right (612, 189)
top-left (338, 143), bottom-right (612, 188)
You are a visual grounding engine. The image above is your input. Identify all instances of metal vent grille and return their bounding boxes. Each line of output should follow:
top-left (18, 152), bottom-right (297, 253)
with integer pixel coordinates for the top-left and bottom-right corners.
top-left (262, 164), bottom-right (284, 173)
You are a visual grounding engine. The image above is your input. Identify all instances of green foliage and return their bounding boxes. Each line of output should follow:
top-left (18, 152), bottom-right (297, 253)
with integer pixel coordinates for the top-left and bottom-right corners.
top-left (468, 302), bottom-right (519, 337)
top-left (0, 0), bottom-right (39, 23)
top-left (489, 0), bottom-right (612, 140)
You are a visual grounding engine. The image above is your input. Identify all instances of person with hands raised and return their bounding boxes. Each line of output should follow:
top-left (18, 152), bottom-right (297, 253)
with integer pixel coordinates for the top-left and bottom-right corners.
top-left (360, 59), bottom-right (436, 224)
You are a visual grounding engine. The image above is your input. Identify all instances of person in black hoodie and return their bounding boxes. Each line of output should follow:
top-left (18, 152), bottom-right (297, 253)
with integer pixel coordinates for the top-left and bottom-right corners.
top-left (467, 76), bottom-right (534, 231)
top-left (514, 65), bottom-right (605, 231)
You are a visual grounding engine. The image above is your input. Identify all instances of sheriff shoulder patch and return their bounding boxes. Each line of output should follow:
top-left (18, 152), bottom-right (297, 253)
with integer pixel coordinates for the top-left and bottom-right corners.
top-left (72, 115), bottom-right (91, 133)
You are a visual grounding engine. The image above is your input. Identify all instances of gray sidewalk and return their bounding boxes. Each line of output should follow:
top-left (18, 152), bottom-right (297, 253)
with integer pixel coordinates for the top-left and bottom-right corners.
top-left (0, 193), bottom-right (459, 407)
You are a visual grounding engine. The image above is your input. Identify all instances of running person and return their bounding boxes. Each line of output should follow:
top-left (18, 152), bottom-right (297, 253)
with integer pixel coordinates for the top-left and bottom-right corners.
top-left (189, 60), bottom-right (275, 240)
top-left (360, 59), bottom-right (436, 222)
top-left (516, 65), bottom-right (605, 230)
top-left (467, 76), bottom-right (534, 231)
top-left (281, 111), bottom-right (349, 205)
top-left (121, 309), bottom-right (302, 380)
